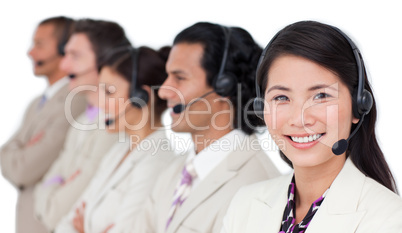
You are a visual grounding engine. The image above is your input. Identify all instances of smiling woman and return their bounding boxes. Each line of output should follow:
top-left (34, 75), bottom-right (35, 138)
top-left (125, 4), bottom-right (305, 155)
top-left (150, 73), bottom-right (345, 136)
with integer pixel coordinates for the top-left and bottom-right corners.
top-left (264, 55), bottom-right (358, 169)
top-left (221, 20), bottom-right (402, 233)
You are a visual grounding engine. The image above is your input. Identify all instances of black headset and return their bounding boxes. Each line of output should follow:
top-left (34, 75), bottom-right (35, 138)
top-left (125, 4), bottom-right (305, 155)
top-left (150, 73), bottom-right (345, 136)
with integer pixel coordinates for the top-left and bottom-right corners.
top-left (253, 26), bottom-right (373, 121)
top-left (57, 18), bottom-right (74, 56)
top-left (129, 47), bottom-right (149, 108)
top-left (212, 25), bottom-right (237, 97)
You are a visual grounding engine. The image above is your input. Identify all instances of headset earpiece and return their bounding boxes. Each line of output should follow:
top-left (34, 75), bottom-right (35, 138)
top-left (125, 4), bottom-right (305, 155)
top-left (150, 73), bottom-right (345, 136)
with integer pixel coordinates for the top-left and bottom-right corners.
top-left (253, 97), bottom-right (265, 120)
top-left (58, 43), bottom-right (66, 56)
top-left (334, 27), bottom-right (373, 119)
top-left (353, 88), bottom-right (373, 118)
top-left (130, 48), bottom-right (149, 108)
top-left (360, 90), bottom-right (373, 115)
top-left (214, 73), bottom-right (237, 97)
top-left (253, 32), bottom-right (280, 120)
top-left (130, 88), bottom-right (149, 108)
top-left (213, 25), bottom-right (237, 97)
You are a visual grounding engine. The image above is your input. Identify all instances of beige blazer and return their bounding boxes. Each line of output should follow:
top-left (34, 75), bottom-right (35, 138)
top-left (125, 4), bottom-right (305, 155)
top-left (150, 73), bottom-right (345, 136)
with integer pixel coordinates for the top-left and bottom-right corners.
top-left (55, 130), bottom-right (176, 233)
top-left (137, 134), bottom-right (280, 233)
top-left (221, 158), bottom-right (402, 233)
top-left (0, 83), bottom-right (86, 233)
top-left (34, 112), bottom-right (118, 231)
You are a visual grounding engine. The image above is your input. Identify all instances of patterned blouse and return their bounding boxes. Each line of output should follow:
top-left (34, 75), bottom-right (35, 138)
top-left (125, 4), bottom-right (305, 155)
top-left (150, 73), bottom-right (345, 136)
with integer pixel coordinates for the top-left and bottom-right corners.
top-left (279, 176), bottom-right (329, 233)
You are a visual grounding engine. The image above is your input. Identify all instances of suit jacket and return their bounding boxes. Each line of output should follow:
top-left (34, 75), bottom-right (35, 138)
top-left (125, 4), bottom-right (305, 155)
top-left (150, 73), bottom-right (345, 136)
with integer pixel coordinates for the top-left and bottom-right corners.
top-left (55, 130), bottom-right (176, 233)
top-left (221, 158), bottom-right (402, 233)
top-left (34, 111), bottom-right (118, 231)
top-left (0, 82), bottom-right (86, 233)
top-left (137, 134), bottom-right (280, 233)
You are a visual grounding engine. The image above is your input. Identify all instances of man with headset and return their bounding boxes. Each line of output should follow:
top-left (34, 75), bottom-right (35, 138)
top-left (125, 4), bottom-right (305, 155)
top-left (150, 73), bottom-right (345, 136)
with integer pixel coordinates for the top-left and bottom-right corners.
top-left (33, 18), bottom-right (131, 232)
top-left (0, 16), bottom-right (86, 233)
top-left (135, 22), bottom-right (280, 233)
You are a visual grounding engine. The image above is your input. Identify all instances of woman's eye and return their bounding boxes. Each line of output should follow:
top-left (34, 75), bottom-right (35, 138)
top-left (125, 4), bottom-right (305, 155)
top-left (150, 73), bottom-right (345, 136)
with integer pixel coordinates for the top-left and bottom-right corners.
top-left (273, 95), bottom-right (289, 102)
top-left (314, 92), bottom-right (331, 100)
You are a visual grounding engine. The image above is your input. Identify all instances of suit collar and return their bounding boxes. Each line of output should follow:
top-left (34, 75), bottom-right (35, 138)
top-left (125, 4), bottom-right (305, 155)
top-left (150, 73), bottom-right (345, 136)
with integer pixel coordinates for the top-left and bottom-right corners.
top-left (87, 142), bottom-right (130, 208)
top-left (167, 134), bottom-right (260, 233)
top-left (226, 134), bottom-right (260, 171)
top-left (262, 173), bottom-right (293, 208)
top-left (305, 158), bottom-right (367, 232)
top-left (324, 158), bottom-right (365, 214)
top-left (249, 159), bottom-right (367, 233)
top-left (192, 130), bottom-right (247, 180)
top-left (247, 174), bottom-right (292, 233)
top-left (43, 76), bottom-right (69, 100)
top-left (261, 159), bottom-right (366, 213)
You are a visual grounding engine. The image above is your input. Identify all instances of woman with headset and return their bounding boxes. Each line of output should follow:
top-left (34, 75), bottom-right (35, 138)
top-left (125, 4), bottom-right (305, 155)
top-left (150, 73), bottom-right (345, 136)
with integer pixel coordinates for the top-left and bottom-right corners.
top-left (221, 21), bottom-right (402, 233)
top-left (55, 46), bottom-right (176, 233)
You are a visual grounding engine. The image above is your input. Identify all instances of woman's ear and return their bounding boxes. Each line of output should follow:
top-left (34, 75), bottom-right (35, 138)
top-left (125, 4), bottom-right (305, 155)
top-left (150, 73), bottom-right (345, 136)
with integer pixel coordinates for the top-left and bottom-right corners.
top-left (141, 85), bottom-right (152, 97)
top-left (352, 117), bottom-right (360, 124)
top-left (141, 85), bottom-right (153, 108)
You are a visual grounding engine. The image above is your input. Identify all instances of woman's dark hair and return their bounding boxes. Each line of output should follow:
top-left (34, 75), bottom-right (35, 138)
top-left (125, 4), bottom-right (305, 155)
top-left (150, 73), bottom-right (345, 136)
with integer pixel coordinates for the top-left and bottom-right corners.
top-left (173, 22), bottom-right (264, 135)
top-left (73, 19), bottom-right (132, 67)
top-left (100, 46), bottom-right (171, 121)
top-left (256, 20), bottom-right (397, 193)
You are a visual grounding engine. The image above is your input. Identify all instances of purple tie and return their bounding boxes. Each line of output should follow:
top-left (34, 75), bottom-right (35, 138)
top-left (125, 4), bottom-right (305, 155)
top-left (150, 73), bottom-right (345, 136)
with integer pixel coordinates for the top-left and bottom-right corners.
top-left (166, 159), bottom-right (197, 230)
top-left (85, 105), bottom-right (99, 123)
top-left (38, 95), bottom-right (47, 109)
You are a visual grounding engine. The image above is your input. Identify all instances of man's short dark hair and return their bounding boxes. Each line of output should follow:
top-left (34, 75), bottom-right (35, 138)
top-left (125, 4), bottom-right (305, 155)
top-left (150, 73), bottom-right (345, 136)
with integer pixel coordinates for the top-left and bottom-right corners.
top-left (72, 19), bottom-right (132, 67)
top-left (39, 16), bottom-right (75, 55)
top-left (173, 22), bottom-right (264, 134)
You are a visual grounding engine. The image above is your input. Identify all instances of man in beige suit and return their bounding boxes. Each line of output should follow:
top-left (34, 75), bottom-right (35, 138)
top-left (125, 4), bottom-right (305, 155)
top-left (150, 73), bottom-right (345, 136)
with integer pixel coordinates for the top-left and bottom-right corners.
top-left (136, 22), bottom-right (280, 233)
top-left (33, 19), bottom-right (131, 232)
top-left (0, 16), bottom-right (86, 233)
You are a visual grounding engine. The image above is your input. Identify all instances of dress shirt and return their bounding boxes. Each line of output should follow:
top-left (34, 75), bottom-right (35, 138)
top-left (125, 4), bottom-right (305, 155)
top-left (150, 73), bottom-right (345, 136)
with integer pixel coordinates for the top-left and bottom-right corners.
top-left (43, 77), bottom-right (69, 100)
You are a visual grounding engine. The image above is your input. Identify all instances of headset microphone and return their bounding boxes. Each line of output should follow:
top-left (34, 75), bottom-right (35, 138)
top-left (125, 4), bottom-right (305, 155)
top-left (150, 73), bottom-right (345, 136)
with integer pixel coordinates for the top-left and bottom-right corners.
top-left (36, 54), bottom-right (60, 67)
top-left (172, 104), bottom-right (185, 114)
top-left (332, 113), bottom-right (366, 156)
top-left (68, 68), bottom-right (97, 79)
top-left (105, 118), bottom-right (114, 126)
top-left (172, 90), bottom-right (215, 114)
top-left (105, 107), bottom-right (134, 126)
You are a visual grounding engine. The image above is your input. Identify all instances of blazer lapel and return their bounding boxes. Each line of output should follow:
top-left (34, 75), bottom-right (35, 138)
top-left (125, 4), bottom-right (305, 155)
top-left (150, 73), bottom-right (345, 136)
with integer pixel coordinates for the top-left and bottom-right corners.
top-left (167, 144), bottom-right (258, 233)
top-left (306, 211), bottom-right (365, 233)
top-left (88, 130), bottom-right (164, 210)
top-left (88, 132), bottom-right (168, 231)
top-left (88, 142), bottom-right (132, 208)
top-left (305, 159), bottom-right (367, 233)
top-left (245, 174), bottom-right (292, 233)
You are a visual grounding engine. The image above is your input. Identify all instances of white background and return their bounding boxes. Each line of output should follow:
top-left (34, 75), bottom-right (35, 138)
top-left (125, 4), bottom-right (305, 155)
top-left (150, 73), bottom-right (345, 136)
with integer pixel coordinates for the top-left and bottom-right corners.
top-left (0, 0), bottom-right (401, 232)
